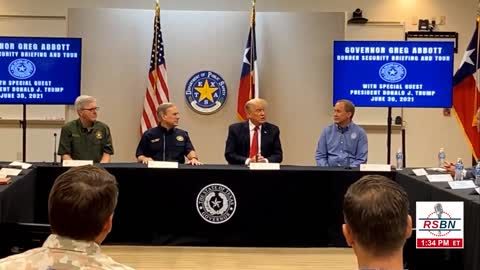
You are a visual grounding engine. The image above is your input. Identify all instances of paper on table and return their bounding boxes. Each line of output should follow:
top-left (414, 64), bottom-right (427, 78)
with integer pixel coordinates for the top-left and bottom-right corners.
top-left (448, 180), bottom-right (476, 189)
top-left (9, 161), bottom-right (32, 169)
top-left (427, 167), bottom-right (447, 172)
top-left (62, 160), bottom-right (94, 167)
top-left (249, 163), bottom-right (280, 170)
top-left (360, 164), bottom-right (391, 172)
top-left (412, 168), bottom-right (428, 176)
top-left (426, 174), bottom-right (453, 182)
top-left (147, 161), bottom-right (179, 169)
top-left (0, 168), bottom-right (22, 176)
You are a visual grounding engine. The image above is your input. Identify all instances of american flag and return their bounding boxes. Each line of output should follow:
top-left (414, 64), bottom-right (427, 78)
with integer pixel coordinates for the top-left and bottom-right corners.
top-left (141, 1), bottom-right (170, 134)
top-left (236, 0), bottom-right (258, 121)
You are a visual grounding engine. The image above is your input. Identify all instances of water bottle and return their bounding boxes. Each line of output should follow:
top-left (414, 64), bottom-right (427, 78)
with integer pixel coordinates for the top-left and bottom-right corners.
top-left (396, 149), bottom-right (403, 170)
top-left (454, 158), bottom-right (464, 181)
top-left (475, 160), bottom-right (480, 186)
top-left (438, 148), bottom-right (446, 168)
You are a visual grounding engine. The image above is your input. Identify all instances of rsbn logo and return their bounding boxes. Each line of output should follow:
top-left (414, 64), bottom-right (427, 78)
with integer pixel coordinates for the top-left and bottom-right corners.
top-left (416, 201), bottom-right (463, 249)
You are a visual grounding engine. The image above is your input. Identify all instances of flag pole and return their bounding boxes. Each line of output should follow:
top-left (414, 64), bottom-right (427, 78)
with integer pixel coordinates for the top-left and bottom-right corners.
top-left (475, 1), bottom-right (480, 113)
top-left (249, 0), bottom-right (256, 99)
top-left (474, 1), bottom-right (480, 163)
top-left (153, 0), bottom-right (160, 74)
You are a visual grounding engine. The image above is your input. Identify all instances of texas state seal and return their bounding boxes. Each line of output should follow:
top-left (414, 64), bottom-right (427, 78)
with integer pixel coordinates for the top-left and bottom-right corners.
top-left (196, 183), bottom-right (236, 224)
top-left (185, 70), bottom-right (227, 114)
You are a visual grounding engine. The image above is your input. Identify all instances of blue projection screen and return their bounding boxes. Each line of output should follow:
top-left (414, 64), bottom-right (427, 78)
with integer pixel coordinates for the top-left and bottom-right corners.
top-left (0, 37), bottom-right (81, 104)
top-left (333, 41), bottom-right (454, 108)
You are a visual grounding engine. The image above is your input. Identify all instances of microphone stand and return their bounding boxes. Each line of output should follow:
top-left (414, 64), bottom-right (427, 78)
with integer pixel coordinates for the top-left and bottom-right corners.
top-left (344, 157), bottom-right (352, 170)
top-left (53, 133), bottom-right (58, 165)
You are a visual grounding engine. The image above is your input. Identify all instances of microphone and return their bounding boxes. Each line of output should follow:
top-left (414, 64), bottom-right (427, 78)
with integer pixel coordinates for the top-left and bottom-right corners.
top-left (53, 133), bottom-right (58, 165)
top-left (434, 203), bottom-right (443, 219)
top-left (434, 203), bottom-right (443, 235)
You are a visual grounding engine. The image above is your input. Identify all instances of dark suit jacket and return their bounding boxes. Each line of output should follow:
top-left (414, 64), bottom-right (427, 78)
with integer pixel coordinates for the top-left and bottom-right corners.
top-left (224, 121), bottom-right (283, 164)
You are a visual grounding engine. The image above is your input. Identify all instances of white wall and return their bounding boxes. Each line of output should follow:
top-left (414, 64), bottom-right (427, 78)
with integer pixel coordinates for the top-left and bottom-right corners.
top-left (0, 0), bottom-right (476, 166)
top-left (68, 9), bottom-right (344, 164)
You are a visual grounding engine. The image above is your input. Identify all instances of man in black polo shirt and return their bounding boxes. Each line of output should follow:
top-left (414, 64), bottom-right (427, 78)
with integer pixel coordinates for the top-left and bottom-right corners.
top-left (136, 103), bottom-right (202, 165)
top-left (58, 95), bottom-right (114, 163)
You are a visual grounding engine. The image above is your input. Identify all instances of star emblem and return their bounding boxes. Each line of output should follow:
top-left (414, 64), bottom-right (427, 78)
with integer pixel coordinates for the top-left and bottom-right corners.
top-left (195, 79), bottom-right (217, 103)
top-left (460, 48), bottom-right (475, 66)
top-left (212, 198), bottom-right (221, 208)
top-left (243, 47), bottom-right (251, 65)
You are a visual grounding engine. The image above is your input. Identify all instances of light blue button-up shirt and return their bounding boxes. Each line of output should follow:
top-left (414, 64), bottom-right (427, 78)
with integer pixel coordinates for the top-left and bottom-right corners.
top-left (315, 122), bottom-right (368, 167)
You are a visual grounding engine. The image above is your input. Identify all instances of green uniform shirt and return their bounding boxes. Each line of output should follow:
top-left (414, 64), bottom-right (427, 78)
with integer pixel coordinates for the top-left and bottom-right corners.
top-left (58, 119), bottom-right (114, 163)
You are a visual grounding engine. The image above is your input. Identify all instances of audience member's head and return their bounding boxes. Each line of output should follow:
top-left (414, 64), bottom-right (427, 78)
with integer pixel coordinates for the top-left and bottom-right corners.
top-left (48, 165), bottom-right (118, 244)
top-left (343, 174), bottom-right (412, 269)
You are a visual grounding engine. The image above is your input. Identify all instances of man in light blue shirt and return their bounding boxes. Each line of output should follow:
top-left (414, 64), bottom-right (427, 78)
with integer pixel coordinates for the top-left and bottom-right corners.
top-left (315, 99), bottom-right (368, 167)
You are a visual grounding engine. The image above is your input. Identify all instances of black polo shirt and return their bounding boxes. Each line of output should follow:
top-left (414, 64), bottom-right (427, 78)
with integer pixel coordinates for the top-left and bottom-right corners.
top-left (136, 126), bottom-right (195, 163)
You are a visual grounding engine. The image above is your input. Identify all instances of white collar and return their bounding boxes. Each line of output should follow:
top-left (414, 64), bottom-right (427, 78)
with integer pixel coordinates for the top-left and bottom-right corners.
top-left (248, 120), bottom-right (262, 131)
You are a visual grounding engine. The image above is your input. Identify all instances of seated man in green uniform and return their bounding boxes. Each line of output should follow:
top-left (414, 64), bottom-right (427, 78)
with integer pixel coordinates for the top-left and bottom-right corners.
top-left (58, 95), bottom-right (114, 163)
top-left (136, 102), bottom-right (202, 165)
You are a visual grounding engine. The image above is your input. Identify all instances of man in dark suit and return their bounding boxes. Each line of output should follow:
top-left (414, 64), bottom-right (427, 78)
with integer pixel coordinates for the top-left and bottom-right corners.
top-left (225, 98), bottom-right (283, 165)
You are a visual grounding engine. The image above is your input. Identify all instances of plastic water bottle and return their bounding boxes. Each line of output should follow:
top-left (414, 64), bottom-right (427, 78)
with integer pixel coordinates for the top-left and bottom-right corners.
top-left (475, 160), bottom-right (480, 186)
top-left (454, 158), bottom-right (464, 181)
top-left (438, 148), bottom-right (446, 168)
top-left (396, 149), bottom-right (403, 170)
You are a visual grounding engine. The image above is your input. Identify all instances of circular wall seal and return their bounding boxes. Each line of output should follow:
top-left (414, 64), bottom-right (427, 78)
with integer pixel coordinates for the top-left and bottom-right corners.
top-left (8, 58), bottom-right (36, 79)
top-left (196, 183), bottom-right (236, 224)
top-left (378, 62), bottom-right (407, 83)
top-left (185, 70), bottom-right (227, 114)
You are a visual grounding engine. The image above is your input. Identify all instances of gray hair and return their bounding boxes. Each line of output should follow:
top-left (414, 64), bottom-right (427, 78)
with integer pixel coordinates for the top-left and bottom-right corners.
top-left (156, 103), bottom-right (176, 120)
top-left (245, 98), bottom-right (267, 114)
top-left (75, 95), bottom-right (96, 112)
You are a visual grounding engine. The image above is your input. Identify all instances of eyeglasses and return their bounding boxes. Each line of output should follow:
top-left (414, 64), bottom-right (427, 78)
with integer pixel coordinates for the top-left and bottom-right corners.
top-left (82, 107), bottom-right (100, 112)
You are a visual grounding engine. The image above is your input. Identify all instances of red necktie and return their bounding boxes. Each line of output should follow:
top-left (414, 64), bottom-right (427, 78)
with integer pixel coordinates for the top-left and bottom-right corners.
top-left (250, 126), bottom-right (259, 159)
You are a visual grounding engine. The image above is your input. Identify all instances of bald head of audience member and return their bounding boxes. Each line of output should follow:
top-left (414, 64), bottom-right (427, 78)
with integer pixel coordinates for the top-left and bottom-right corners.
top-left (342, 175), bottom-right (412, 270)
top-left (245, 98), bottom-right (268, 126)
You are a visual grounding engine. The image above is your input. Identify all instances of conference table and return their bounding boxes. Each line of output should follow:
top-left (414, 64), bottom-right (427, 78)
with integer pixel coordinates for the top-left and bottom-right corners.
top-left (0, 163), bottom-right (478, 269)
top-left (0, 163), bottom-right (394, 247)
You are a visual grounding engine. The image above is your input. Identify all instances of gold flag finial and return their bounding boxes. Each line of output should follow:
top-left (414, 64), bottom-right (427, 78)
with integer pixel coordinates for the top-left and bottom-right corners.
top-left (477, 0), bottom-right (480, 21)
top-left (250, 0), bottom-right (256, 25)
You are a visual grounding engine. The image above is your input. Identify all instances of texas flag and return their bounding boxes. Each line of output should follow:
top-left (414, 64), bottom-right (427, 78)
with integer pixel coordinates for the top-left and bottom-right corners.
top-left (453, 23), bottom-right (480, 159)
top-left (236, 2), bottom-right (258, 121)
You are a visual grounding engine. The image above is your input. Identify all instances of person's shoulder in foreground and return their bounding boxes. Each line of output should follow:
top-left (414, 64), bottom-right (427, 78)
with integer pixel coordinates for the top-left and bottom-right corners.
top-left (0, 234), bottom-right (134, 270)
top-left (0, 165), bottom-right (134, 270)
